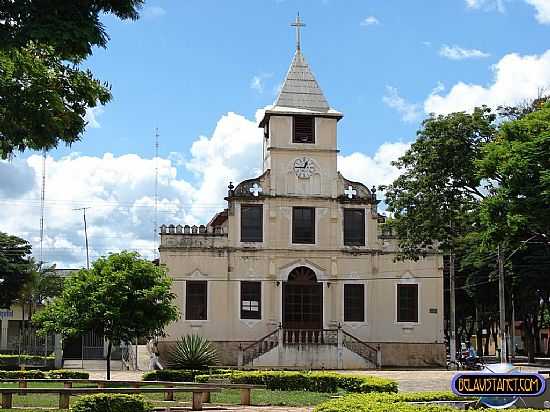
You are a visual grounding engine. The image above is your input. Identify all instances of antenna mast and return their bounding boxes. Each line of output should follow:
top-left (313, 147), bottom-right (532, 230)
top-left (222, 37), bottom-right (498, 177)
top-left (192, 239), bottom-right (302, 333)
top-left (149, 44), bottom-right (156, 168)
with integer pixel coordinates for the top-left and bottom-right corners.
top-left (39, 150), bottom-right (46, 264)
top-left (154, 128), bottom-right (159, 258)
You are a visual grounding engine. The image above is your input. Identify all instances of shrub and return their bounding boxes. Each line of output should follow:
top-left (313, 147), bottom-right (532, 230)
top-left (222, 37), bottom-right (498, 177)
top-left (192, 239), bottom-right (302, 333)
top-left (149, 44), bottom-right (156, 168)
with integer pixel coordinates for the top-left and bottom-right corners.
top-left (71, 393), bottom-right (152, 412)
top-left (143, 369), bottom-right (198, 382)
top-left (167, 335), bottom-right (219, 369)
top-left (0, 354), bottom-right (55, 370)
top-left (48, 370), bottom-right (90, 379)
top-left (217, 370), bottom-right (398, 394)
top-left (194, 372), bottom-right (232, 383)
top-left (0, 370), bottom-right (46, 379)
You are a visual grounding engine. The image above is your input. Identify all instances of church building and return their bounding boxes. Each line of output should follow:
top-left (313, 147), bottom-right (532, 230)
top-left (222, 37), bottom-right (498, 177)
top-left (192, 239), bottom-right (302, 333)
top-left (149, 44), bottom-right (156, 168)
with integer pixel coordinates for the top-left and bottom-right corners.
top-left (159, 17), bottom-right (445, 368)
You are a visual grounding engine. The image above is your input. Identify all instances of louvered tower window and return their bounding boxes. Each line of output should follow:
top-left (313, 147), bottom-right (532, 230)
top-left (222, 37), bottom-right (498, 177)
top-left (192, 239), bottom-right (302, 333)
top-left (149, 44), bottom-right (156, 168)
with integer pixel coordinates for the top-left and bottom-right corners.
top-left (293, 116), bottom-right (315, 143)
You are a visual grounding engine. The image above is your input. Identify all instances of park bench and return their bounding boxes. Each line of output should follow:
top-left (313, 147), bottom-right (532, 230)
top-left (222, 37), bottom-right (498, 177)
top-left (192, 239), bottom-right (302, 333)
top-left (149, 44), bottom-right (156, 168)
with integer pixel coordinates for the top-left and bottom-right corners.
top-left (0, 379), bottom-right (264, 409)
top-left (0, 387), bottom-right (220, 410)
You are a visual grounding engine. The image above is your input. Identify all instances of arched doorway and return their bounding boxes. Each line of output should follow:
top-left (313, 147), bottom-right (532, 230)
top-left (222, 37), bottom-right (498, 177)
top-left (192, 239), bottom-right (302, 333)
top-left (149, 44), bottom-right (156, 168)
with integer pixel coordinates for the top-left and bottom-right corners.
top-left (282, 266), bottom-right (323, 330)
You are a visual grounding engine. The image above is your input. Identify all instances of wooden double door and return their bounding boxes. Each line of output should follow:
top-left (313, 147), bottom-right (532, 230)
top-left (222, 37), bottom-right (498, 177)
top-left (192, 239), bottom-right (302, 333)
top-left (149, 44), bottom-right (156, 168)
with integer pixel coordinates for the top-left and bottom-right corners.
top-left (282, 266), bottom-right (323, 330)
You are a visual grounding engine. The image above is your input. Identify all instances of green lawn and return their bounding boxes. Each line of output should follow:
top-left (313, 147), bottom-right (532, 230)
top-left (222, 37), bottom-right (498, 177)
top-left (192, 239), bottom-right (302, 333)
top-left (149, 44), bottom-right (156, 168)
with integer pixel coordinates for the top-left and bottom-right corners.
top-left (0, 382), bottom-right (337, 410)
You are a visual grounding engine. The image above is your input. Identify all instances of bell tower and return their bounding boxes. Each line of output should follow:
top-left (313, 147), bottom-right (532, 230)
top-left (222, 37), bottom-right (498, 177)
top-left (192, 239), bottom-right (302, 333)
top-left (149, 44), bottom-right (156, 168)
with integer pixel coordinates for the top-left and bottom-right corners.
top-left (259, 14), bottom-right (343, 198)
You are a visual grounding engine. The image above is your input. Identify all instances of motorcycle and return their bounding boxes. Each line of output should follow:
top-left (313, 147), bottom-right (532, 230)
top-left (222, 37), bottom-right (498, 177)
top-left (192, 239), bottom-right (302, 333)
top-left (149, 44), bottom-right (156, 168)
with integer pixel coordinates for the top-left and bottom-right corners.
top-left (446, 352), bottom-right (485, 370)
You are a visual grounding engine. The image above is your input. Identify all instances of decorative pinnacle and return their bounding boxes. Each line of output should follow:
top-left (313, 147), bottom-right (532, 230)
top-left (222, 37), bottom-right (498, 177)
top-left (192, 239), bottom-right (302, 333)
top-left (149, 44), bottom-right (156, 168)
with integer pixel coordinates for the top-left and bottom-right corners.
top-left (291, 13), bottom-right (306, 51)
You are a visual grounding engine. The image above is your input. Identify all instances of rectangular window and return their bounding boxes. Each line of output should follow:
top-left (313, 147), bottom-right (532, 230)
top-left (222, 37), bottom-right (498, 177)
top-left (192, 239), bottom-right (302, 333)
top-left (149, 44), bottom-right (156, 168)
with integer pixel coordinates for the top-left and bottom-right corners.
top-left (344, 284), bottom-right (365, 322)
top-left (241, 281), bottom-right (261, 320)
top-left (293, 116), bottom-right (315, 143)
top-left (397, 284), bottom-right (418, 323)
top-left (343, 209), bottom-right (365, 246)
top-left (185, 281), bottom-right (207, 320)
top-left (292, 207), bottom-right (315, 244)
top-left (241, 205), bottom-right (263, 242)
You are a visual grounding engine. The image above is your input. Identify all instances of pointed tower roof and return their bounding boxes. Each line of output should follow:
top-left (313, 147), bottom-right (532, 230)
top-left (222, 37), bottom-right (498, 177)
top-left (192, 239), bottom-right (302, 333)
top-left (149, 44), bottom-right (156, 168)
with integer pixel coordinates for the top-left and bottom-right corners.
top-left (274, 50), bottom-right (330, 112)
top-left (259, 16), bottom-right (342, 127)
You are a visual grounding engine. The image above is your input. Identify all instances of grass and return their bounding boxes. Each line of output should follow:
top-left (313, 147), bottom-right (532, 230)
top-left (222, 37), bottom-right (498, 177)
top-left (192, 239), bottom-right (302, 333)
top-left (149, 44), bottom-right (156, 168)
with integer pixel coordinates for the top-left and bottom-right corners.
top-left (0, 382), bottom-right (336, 410)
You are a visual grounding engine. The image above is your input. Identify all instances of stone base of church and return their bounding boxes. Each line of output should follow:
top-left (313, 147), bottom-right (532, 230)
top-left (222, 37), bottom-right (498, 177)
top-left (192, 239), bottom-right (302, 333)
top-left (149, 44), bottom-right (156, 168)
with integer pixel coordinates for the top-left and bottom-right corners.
top-left (377, 342), bottom-right (446, 368)
top-left (158, 340), bottom-right (445, 368)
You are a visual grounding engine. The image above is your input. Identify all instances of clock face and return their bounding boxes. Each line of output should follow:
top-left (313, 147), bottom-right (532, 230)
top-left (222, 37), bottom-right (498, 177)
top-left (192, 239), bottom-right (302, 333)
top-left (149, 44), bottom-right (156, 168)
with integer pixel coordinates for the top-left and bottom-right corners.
top-left (293, 156), bottom-right (315, 179)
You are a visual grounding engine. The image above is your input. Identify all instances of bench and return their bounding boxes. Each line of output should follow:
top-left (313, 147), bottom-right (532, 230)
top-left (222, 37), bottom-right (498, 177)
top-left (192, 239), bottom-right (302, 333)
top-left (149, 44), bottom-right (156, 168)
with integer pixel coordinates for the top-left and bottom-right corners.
top-left (0, 387), bottom-right (220, 411)
top-left (0, 379), bottom-right (264, 409)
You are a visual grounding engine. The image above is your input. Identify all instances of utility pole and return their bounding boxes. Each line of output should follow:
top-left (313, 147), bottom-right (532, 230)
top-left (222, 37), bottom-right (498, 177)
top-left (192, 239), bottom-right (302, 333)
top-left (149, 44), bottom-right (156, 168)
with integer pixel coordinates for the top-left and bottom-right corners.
top-left (39, 150), bottom-right (47, 264)
top-left (497, 244), bottom-right (507, 362)
top-left (154, 128), bottom-right (159, 259)
top-left (449, 252), bottom-right (457, 362)
top-left (74, 207), bottom-right (91, 269)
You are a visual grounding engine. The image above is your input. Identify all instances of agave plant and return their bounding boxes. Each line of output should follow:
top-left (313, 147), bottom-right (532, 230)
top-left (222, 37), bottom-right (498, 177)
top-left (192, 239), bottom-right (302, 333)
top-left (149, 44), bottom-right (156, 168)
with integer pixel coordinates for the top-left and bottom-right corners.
top-left (168, 334), bottom-right (219, 369)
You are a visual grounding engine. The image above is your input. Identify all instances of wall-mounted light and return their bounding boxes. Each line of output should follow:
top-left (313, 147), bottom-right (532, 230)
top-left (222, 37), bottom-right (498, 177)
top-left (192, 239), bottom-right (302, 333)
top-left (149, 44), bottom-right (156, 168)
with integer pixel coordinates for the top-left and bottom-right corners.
top-left (276, 281), bottom-right (280, 287)
top-left (327, 282), bottom-right (331, 288)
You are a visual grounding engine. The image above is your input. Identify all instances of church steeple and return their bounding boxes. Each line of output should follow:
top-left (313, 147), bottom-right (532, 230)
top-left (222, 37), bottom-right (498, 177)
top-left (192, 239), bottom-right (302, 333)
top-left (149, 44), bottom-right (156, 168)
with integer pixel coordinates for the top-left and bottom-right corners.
top-left (259, 15), bottom-right (342, 128)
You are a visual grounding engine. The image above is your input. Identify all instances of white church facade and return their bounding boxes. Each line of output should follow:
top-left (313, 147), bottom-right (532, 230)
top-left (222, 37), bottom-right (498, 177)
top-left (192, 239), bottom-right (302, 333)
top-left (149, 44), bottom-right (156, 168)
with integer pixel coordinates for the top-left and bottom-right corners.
top-left (159, 19), bottom-right (445, 368)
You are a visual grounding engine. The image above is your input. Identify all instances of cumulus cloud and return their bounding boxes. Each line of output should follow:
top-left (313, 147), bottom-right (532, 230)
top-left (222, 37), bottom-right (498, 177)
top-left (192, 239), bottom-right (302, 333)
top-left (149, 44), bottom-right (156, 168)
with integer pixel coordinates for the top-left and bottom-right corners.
top-left (360, 16), bottom-right (380, 26)
top-left (425, 49), bottom-right (550, 114)
top-left (439, 45), bottom-right (490, 60)
top-left (338, 142), bottom-right (411, 189)
top-left (382, 86), bottom-right (422, 122)
top-left (525, 0), bottom-right (550, 23)
top-left (0, 111), bottom-right (264, 268)
top-left (84, 107), bottom-right (104, 129)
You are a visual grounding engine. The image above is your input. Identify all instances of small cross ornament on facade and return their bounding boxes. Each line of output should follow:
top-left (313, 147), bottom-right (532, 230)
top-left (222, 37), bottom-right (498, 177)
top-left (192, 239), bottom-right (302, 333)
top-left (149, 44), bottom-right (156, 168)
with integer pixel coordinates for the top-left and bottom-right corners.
top-left (344, 185), bottom-right (357, 199)
top-left (250, 183), bottom-right (263, 197)
top-left (291, 13), bottom-right (306, 51)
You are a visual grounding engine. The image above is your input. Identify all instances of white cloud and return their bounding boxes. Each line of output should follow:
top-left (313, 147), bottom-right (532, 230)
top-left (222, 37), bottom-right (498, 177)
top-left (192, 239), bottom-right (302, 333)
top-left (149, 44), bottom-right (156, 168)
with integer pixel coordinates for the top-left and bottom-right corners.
top-left (250, 73), bottom-right (273, 94)
top-left (525, 0), bottom-right (550, 23)
top-left (465, 0), bottom-right (506, 12)
top-left (84, 107), bottom-right (104, 129)
top-left (142, 6), bottom-right (166, 19)
top-left (360, 16), bottom-right (380, 26)
top-left (439, 45), bottom-right (490, 60)
top-left (425, 49), bottom-right (550, 114)
top-left (382, 86), bottom-right (422, 122)
top-left (338, 142), bottom-right (411, 189)
top-left (0, 111), bottom-right (263, 268)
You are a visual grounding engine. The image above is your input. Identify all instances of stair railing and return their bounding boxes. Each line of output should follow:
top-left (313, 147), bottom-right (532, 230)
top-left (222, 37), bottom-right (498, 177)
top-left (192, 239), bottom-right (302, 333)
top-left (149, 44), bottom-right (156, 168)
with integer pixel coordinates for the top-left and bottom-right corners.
top-left (341, 329), bottom-right (382, 369)
top-left (283, 329), bottom-right (338, 345)
top-left (238, 328), bottom-right (280, 367)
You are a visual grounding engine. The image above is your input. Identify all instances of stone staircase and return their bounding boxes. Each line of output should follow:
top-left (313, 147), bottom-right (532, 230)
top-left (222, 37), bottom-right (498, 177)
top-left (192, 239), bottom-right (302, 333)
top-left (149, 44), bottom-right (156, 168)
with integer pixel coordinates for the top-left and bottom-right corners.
top-left (238, 327), bottom-right (380, 369)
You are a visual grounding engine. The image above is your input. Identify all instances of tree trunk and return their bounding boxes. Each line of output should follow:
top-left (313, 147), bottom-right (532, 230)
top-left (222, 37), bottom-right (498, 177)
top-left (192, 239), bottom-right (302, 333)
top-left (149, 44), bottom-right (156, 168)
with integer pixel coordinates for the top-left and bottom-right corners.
top-left (476, 307), bottom-right (484, 356)
top-left (524, 320), bottom-right (536, 363)
top-left (106, 340), bottom-right (112, 380)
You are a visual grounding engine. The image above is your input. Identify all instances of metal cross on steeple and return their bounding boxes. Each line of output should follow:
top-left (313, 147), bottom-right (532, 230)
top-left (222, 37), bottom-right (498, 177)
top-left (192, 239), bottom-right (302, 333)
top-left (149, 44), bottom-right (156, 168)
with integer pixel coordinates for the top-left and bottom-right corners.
top-left (291, 13), bottom-right (306, 51)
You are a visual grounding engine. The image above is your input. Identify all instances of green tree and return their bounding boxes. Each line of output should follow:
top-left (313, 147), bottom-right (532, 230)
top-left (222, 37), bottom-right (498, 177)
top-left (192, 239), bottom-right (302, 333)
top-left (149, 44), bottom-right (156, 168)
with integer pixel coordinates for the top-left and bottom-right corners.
top-left (476, 101), bottom-right (550, 361)
top-left (382, 107), bottom-right (496, 355)
top-left (0, 231), bottom-right (34, 308)
top-left (33, 251), bottom-right (179, 379)
top-left (0, 0), bottom-right (144, 158)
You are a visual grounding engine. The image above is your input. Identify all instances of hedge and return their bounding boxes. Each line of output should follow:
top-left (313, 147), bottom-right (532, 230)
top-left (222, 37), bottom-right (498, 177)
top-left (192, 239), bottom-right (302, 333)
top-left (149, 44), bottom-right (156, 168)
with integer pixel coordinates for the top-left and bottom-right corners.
top-left (0, 370), bottom-right (46, 379)
top-left (143, 368), bottom-right (232, 382)
top-left (0, 354), bottom-right (55, 370)
top-left (48, 370), bottom-right (90, 379)
top-left (71, 393), bottom-right (152, 412)
top-left (196, 370), bottom-right (398, 394)
top-left (313, 391), bottom-right (537, 412)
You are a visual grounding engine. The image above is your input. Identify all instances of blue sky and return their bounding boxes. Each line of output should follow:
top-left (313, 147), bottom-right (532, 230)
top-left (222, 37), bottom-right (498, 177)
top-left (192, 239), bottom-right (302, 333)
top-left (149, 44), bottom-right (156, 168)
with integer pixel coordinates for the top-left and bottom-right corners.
top-left (1, 0), bottom-right (550, 267)
top-left (80, 0), bottom-right (548, 158)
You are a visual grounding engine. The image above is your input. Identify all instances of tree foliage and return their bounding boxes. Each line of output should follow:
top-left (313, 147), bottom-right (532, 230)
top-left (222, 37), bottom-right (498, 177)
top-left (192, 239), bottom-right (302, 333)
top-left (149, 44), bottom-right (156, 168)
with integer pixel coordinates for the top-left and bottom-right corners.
top-left (383, 107), bottom-right (496, 259)
top-left (0, 231), bottom-right (33, 308)
top-left (33, 251), bottom-right (179, 378)
top-left (0, 0), bottom-right (144, 158)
